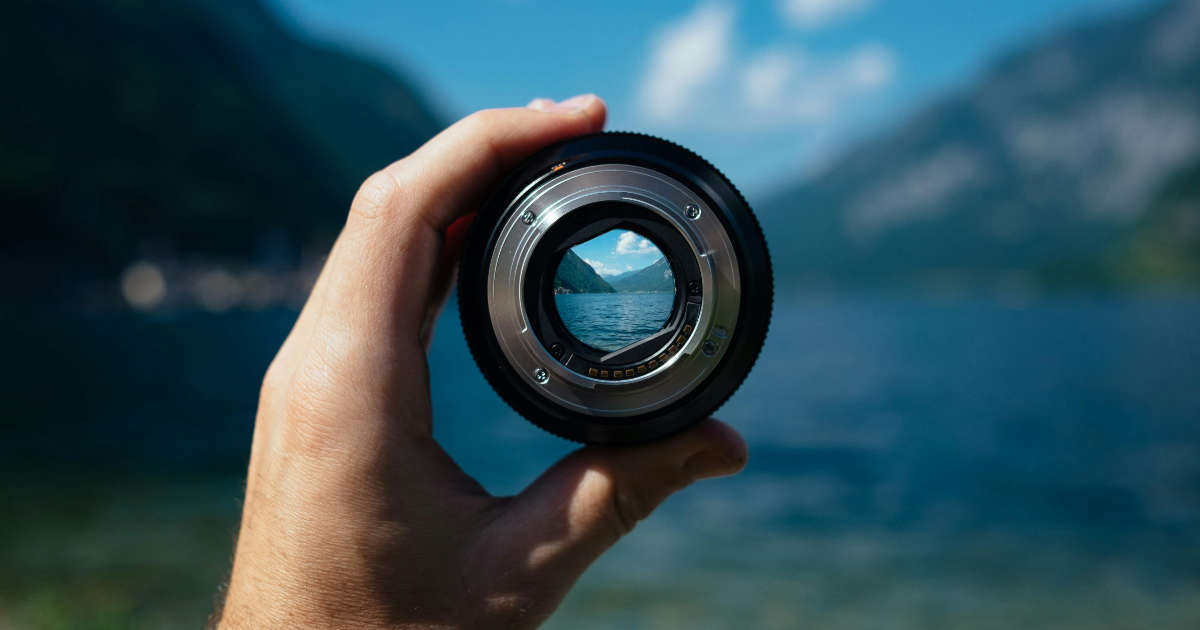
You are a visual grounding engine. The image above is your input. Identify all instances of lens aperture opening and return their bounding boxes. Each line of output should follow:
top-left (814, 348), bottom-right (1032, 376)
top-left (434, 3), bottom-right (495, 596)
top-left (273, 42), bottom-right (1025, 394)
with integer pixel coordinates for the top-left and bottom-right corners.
top-left (553, 229), bottom-right (676, 352)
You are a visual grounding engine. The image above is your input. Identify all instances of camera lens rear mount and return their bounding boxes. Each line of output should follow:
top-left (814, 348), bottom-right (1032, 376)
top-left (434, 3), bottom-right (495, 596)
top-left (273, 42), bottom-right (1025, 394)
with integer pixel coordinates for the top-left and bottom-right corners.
top-left (458, 133), bottom-right (772, 444)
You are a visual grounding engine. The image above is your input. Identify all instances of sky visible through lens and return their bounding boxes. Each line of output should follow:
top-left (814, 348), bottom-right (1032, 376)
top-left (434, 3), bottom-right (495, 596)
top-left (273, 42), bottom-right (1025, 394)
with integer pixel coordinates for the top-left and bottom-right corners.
top-left (570, 230), bottom-right (663, 278)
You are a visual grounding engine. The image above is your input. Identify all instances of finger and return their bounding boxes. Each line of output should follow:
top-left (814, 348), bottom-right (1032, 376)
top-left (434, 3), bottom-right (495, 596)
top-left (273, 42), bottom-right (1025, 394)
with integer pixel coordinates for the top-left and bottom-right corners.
top-left (480, 419), bottom-right (747, 601)
top-left (418, 212), bottom-right (474, 349)
top-left (375, 93), bottom-right (606, 231)
top-left (325, 96), bottom-right (607, 339)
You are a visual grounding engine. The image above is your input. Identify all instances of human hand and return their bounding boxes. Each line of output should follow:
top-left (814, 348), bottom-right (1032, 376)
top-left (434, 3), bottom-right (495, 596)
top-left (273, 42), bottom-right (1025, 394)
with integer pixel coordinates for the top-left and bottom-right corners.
top-left (215, 95), bottom-right (748, 629)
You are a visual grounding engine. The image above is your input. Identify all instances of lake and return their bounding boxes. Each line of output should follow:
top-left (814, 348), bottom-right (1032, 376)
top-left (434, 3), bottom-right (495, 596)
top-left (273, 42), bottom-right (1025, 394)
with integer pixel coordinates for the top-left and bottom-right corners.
top-left (555, 292), bottom-right (674, 351)
top-left (3, 293), bottom-right (1199, 628)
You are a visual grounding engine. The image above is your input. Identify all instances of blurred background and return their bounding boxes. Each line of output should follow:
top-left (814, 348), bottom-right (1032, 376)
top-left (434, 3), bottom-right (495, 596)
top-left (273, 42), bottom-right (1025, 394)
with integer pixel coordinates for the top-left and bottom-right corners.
top-left (3, 0), bottom-right (1199, 627)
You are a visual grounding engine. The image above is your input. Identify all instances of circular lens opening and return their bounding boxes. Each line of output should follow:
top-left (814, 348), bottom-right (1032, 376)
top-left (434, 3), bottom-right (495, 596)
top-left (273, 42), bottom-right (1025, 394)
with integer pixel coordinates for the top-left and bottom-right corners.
top-left (552, 229), bottom-right (676, 352)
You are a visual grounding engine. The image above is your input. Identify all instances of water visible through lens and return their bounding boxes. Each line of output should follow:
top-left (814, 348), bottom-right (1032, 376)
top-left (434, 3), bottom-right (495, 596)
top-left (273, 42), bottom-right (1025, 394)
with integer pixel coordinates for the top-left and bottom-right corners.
top-left (554, 293), bottom-right (674, 351)
top-left (552, 229), bottom-right (675, 352)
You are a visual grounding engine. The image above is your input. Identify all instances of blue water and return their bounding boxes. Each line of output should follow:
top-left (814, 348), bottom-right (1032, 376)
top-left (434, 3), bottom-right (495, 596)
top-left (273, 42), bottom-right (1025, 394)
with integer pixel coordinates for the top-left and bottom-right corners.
top-left (5, 294), bottom-right (1200, 628)
top-left (554, 292), bottom-right (674, 351)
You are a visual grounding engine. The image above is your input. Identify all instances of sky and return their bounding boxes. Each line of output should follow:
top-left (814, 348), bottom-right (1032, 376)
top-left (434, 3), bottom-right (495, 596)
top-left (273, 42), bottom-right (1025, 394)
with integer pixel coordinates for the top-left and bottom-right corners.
top-left (568, 230), bottom-right (665, 277)
top-left (266, 0), bottom-right (1158, 199)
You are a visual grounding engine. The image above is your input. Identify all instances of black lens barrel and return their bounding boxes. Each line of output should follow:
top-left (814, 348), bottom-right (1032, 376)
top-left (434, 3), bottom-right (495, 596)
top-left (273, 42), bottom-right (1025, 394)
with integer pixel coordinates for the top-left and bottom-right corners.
top-left (458, 132), bottom-right (772, 444)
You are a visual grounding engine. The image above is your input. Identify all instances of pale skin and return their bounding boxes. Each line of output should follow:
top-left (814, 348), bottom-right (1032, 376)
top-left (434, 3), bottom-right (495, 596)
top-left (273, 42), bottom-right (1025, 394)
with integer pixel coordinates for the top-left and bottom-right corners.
top-left (215, 95), bottom-right (748, 629)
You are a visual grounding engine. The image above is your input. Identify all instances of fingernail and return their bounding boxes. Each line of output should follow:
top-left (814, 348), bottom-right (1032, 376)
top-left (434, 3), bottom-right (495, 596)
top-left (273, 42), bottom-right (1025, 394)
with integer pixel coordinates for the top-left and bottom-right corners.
top-left (682, 448), bottom-right (744, 481)
top-left (527, 98), bottom-right (555, 112)
top-left (552, 94), bottom-right (596, 112)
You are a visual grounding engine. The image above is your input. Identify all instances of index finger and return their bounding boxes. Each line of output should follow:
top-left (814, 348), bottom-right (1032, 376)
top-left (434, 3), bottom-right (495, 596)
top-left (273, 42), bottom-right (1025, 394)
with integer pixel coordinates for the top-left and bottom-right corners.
top-left (320, 96), bottom-right (607, 341)
top-left (376, 94), bottom-right (607, 231)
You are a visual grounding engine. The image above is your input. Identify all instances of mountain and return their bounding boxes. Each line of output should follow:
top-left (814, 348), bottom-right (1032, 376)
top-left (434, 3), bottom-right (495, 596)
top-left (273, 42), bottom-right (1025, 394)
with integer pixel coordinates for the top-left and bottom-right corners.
top-left (1107, 157), bottom-right (1200, 283)
top-left (760, 0), bottom-right (1200, 289)
top-left (554, 251), bottom-right (616, 293)
top-left (608, 257), bottom-right (675, 292)
top-left (2, 0), bottom-right (443, 296)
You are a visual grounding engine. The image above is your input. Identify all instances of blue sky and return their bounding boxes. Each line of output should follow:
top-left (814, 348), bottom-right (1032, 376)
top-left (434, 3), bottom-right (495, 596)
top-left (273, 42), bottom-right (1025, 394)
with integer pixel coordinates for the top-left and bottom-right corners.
top-left (267, 0), bottom-right (1157, 198)
top-left (568, 230), bottom-right (665, 277)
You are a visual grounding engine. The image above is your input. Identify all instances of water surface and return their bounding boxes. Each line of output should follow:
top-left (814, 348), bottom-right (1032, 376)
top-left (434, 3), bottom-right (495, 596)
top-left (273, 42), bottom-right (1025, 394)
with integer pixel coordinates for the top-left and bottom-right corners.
top-left (554, 292), bottom-right (673, 351)
top-left (4, 294), bottom-right (1200, 628)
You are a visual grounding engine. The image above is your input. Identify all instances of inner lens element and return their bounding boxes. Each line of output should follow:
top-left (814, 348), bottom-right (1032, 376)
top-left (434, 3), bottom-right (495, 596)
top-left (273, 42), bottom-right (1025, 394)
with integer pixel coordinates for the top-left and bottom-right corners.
top-left (552, 229), bottom-right (676, 352)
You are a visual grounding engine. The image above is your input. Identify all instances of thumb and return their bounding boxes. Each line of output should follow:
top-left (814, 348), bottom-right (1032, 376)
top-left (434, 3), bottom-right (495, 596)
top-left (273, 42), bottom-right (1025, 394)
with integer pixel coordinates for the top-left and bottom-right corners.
top-left (488, 419), bottom-right (746, 598)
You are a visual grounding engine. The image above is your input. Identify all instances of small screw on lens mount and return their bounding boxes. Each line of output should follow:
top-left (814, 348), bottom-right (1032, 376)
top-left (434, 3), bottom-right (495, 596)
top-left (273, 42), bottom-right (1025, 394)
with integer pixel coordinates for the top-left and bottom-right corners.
top-left (458, 133), bottom-right (772, 444)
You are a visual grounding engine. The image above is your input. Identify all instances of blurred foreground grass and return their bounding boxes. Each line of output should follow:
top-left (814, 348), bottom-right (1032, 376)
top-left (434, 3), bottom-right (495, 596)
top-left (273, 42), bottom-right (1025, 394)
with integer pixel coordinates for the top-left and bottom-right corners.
top-left (4, 476), bottom-right (1198, 630)
top-left (1, 476), bottom-right (241, 629)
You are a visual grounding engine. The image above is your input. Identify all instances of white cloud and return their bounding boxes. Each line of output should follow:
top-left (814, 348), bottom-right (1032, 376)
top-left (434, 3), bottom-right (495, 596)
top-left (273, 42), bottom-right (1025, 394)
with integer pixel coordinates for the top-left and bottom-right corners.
top-left (777, 0), bottom-right (872, 29)
top-left (845, 44), bottom-right (894, 89)
top-left (740, 43), bottom-right (896, 125)
top-left (583, 258), bottom-right (625, 276)
top-left (743, 50), bottom-right (795, 109)
top-left (614, 231), bottom-right (658, 255)
top-left (637, 2), bottom-right (896, 131)
top-left (638, 1), bottom-right (735, 121)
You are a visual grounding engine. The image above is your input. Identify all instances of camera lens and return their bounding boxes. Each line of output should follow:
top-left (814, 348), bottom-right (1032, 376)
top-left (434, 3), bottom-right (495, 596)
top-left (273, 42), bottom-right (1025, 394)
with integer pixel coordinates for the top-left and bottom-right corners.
top-left (458, 133), bottom-right (772, 444)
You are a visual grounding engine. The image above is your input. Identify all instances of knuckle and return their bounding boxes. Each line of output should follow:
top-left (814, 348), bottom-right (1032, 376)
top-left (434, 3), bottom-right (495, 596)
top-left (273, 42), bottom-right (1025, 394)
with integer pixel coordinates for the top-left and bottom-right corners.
top-left (350, 169), bottom-right (403, 221)
top-left (574, 463), bottom-right (664, 538)
top-left (609, 481), bottom-right (650, 536)
top-left (258, 358), bottom-right (287, 406)
top-left (462, 107), bottom-right (504, 131)
top-left (277, 357), bottom-right (343, 456)
top-left (475, 593), bottom-right (540, 628)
